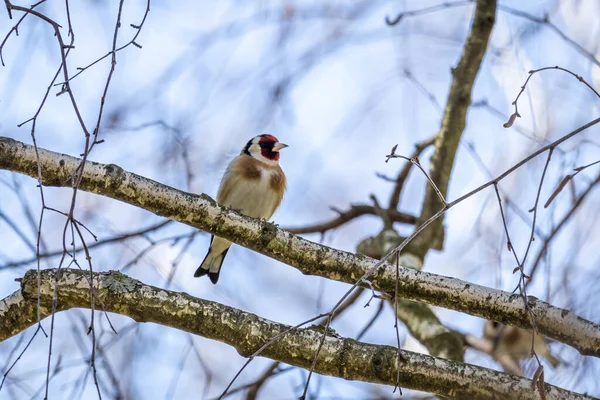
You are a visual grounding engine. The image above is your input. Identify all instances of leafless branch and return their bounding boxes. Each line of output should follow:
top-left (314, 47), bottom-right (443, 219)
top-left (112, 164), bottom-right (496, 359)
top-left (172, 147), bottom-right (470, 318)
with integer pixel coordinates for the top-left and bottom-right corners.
top-left (388, 136), bottom-right (436, 210)
top-left (0, 269), bottom-right (593, 400)
top-left (504, 66), bottom-right (600, 129)
top-left (284, 205), bottom-right (416, 235)
top-left (2, 130), bottom-right (600, 356)
top-left (416, 0), bottom-right (496, 251)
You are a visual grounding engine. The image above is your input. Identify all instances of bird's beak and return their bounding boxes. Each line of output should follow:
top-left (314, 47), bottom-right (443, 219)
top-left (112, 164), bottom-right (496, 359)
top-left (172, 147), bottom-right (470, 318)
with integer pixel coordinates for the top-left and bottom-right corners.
top-left (272, 142), bottom-right (288, 152)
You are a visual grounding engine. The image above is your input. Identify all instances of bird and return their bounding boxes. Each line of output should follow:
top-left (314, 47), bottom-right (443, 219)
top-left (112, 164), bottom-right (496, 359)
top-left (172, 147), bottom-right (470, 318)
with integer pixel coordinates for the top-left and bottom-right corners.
top-left (483, 321), bottom-right (560, 369)
top-left (194, 134), bottom-right (288, 284)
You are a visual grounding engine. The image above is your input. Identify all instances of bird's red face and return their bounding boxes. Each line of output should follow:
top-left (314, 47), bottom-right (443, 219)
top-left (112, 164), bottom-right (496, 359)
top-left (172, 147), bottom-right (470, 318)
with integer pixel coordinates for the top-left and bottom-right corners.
top-left (244, 134), bottom-right (288, 164)
top-left (259, 135), bottom-right (282, 161)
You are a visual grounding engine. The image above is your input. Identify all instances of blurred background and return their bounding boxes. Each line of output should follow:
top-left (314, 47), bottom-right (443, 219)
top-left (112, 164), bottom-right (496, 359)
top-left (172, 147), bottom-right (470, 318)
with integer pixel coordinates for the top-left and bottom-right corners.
top-left (1, 0), bottom-right (600, 398)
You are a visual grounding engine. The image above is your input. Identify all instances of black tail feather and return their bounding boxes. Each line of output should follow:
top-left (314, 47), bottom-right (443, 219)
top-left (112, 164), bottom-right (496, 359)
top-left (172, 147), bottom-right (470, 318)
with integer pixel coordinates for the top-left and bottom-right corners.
top-left (193, 247), bottom-right (229, 284)
top-left (209, 271), bottom-right (220, 284)
top-left (194, 236), bottom-right (214, 278)
top-left (194, 266), bottom-right (209, 278)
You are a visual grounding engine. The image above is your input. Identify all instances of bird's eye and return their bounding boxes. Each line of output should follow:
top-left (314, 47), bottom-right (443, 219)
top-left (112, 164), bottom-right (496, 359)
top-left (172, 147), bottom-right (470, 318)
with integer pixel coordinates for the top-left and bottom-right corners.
top-left (259, 142), bottom-right (271, 149)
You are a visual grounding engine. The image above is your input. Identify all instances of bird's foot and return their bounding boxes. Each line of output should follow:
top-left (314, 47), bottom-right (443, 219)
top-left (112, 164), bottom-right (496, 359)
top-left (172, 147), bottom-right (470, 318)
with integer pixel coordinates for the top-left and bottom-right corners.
top-left (260, 218), bottom-right (278, 226)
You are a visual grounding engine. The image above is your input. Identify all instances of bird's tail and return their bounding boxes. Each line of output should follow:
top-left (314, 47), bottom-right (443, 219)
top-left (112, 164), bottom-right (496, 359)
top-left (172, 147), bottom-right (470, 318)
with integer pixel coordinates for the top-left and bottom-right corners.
top-left (194, 237), bottom-right (231, 284)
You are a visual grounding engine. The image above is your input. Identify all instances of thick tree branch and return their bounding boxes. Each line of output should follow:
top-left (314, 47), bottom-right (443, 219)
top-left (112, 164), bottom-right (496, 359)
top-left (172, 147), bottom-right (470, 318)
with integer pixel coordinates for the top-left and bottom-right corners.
top-left (464, 334), bottom-right (523, 376)
top-left (417, 0), bottom-right (496, 251)
top-left (358, 233), bottom-right (464, 361)
top-left (396, 298), bottom-right (464, 361)
top-left (0, 269), bottom-right (594, 400)
top-left (0, 136), bottom-right (599, 357)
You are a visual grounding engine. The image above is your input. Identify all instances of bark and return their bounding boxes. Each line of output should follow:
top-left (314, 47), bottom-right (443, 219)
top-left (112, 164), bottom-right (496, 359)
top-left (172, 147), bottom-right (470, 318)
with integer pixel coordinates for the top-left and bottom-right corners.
top-left (396, 298), bottom-right (464, 361)
top-left (0, 268), bottom-right (594, 400)
top-left (0, 136), bottom-right (599, 358)
top-left (417, 0), bottom-right (497, 251)
top-left (359, 233), bottom-right (465, 361)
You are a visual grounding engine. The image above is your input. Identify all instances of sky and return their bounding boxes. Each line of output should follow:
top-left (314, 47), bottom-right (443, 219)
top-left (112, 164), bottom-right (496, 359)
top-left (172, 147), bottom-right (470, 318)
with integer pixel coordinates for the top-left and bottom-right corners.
top-left (1, 0), bottom-right (600, 398)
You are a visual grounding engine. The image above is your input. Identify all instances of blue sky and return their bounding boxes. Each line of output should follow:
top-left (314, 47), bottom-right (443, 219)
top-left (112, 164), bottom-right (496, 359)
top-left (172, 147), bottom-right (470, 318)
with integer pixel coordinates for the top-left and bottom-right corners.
top-left (1, 0), bottom-right (600, 398)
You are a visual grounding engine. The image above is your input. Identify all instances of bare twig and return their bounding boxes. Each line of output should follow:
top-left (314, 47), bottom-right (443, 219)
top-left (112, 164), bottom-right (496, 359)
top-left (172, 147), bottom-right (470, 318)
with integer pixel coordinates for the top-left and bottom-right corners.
top-left (504, 66), bottom-right (600, 128)
top-left (225, 289), bottom-right (365, 400)
top-left (217, 313), bottom-right (327, 399)
top-left (2, 0), bottom-right (151, 396)
top-left (392, 253), bottom-right (403, 394)
top-left (53, 0), bottom-right (151, 88)
top-left (356, 299), bottom-right (385, 340)
top-left (386, 152), bottom-right (447, 206)
top-left (388, 136), bottom-right (436, 210)
top-left (385, 0), bottom-right (473, 26)
top-left (498, 6), bottom-right (600, 68)
top-left (527, 172), bottom-right (600, 287)
top-left (492, 149), bottom-right (555, 378)
top-left (0, 324), bottom-right (45, 391)
top-left (1, 220), bottom-right (172, 270)
top-left (284, 205), bottom-right (416, 235)
top-left (544, 159), bottom-right (600, 208)
top-left (0, 0), bottom-right (46, 66)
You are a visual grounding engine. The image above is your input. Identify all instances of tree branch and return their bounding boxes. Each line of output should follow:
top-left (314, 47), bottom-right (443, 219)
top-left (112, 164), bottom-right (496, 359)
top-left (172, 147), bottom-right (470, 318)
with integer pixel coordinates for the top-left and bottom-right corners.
top-left (358, 234), bottom-right (465, 361)
top-left (0, 136), bottom-right (599, 357)
top-left (396, 298), bottom-right (464, 361)
top-left (285, 205), bottom-right (416, 235)
top-left (417, 0), bottom-right (496, 251)
top-left (0, 220), bottom-right (172, 270)
top-left (527, 171), bottom-right (600, 287)
top-left (388, 136), bottom-right (436, 210)
top-left (0, 269), bottom-right (594, 400)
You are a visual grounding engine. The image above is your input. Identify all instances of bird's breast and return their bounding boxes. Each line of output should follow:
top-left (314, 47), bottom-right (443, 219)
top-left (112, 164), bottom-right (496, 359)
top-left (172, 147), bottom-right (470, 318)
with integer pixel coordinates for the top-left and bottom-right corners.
top-left (219, 167), bottom-right (282, 219)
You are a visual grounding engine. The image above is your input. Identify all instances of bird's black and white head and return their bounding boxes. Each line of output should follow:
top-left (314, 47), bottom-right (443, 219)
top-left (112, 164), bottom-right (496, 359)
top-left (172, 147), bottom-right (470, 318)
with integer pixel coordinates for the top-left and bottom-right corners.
top-left (243, 134), bottom-right (288, 165)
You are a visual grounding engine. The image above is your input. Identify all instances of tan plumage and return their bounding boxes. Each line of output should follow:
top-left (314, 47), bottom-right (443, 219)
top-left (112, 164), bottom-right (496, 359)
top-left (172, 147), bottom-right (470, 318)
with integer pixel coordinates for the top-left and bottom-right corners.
top-left (194, 134), bottom-right (287, 284)
top-left (483, 321), bottom-right (560, 369)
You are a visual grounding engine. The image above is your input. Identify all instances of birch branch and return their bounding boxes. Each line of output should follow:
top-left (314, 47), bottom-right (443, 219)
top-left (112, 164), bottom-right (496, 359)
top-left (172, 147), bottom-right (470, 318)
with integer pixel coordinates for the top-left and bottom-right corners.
top-left (417, 0), bottom-right (496, 250)
top-left (0, 268), bottom-right (594, 400)
top-left (0, 136), bottom-right (599, 357)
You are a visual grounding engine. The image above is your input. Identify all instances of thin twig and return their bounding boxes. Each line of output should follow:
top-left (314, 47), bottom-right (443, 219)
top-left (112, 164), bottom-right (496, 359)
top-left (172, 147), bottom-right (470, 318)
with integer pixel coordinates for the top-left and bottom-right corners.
top-left (527, 172), bottom-right (600, 287)
top-left (388, 136), bottom-right (436, 210)
top-left (498, 6), bottom-right (600, 68)
top-left (386, 152), bottom-right (447, 206)
top-left (504, 66), bottom-right (600, 128)
top-left (385, 0), bottom-right (474, 26)
top-left (217, 313), bottom-right (327, 399)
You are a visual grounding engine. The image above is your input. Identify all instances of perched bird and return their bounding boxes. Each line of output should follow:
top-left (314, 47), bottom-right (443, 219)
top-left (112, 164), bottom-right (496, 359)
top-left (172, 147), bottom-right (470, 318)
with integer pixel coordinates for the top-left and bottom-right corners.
top-left (483, 321), bottom-right (560, 369)
top-left (194, 134), bottom-right (288, 284)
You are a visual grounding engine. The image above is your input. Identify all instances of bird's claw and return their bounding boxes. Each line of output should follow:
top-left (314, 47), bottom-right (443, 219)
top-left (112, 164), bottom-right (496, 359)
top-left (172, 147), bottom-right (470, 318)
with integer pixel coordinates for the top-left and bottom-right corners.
top-left (259, 218), bottom-right (278, 227)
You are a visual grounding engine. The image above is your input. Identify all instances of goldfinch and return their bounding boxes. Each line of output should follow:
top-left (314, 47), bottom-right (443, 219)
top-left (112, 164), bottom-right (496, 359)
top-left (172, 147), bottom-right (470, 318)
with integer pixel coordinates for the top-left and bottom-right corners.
top-left (483, 321), bottom-right (560, 368)
top-left (194, 134), bottom-right (288, 284)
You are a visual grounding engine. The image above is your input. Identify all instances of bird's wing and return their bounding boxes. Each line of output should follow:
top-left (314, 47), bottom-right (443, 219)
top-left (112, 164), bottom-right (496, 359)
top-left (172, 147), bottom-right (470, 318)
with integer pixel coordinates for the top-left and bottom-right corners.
top-left (266, 164), bottom-right (286, 218)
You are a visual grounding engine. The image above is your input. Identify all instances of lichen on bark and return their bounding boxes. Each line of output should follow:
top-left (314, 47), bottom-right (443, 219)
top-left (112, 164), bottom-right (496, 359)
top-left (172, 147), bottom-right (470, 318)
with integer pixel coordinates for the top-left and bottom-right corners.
top-left (1, 134), bottom-right (599, 357)
top-left (0, 269), bottom-right (595, 399)
top-left (102, 270), bottom-right (139, 293)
